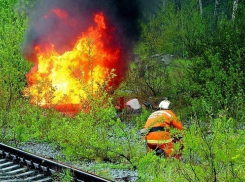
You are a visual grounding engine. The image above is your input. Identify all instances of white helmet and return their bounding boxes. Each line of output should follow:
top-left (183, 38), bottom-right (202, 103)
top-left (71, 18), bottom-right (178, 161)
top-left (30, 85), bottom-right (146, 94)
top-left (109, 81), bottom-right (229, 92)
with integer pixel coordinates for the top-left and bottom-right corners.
top-left (159, 99), bottom-right (171, 109)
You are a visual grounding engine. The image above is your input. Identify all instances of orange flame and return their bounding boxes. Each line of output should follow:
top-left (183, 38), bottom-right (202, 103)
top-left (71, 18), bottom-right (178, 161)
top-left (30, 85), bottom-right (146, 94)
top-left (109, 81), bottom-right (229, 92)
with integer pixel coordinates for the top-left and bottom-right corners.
top-left (24, 11), bottom-right (120, 115)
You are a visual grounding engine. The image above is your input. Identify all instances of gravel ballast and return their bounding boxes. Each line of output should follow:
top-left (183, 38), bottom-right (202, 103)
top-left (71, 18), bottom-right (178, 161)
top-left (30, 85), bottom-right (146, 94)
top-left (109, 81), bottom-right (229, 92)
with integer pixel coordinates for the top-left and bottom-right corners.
top-left (18, 141), bottom-right (139, 182)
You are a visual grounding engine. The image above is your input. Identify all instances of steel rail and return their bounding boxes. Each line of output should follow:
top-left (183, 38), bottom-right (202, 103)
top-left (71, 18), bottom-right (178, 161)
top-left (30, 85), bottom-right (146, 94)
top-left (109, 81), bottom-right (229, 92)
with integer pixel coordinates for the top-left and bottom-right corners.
top-left (0, 143), bottom-right (112, 182)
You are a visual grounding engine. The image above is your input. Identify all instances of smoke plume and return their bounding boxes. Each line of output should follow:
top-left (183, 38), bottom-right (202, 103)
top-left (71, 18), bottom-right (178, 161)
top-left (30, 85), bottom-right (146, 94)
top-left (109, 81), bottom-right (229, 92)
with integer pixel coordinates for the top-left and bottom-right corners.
top-left (21, 0), bottom-right (143, 73)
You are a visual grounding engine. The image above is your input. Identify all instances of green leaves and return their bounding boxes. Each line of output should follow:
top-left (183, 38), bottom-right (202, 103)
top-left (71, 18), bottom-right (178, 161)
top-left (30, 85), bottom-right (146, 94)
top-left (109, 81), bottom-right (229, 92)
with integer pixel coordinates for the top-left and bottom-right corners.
top-left (139, 2), bottom-right (183, 57)
top-left (180, 115), bottom-right (245, 181)
top-left (0, 0), bottom-right (31, 111)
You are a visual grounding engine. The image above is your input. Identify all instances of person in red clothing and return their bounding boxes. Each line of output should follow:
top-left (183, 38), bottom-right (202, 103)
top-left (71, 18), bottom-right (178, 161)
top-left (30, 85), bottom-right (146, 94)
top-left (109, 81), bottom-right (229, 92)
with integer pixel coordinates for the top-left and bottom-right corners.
top-left (140, 99), bottom-right (183, 158)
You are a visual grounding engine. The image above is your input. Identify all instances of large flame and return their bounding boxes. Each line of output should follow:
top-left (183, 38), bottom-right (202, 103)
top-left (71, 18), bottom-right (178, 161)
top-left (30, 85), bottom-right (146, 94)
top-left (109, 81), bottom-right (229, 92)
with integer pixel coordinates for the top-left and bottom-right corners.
top-left (24, 10), bottom-right (120, 115)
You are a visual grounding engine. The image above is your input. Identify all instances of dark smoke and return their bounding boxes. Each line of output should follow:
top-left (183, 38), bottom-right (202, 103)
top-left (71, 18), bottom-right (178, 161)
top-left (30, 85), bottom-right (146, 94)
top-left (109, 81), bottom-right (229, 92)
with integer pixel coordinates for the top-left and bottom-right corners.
top-left (20, 0), bottom-right (144, 60)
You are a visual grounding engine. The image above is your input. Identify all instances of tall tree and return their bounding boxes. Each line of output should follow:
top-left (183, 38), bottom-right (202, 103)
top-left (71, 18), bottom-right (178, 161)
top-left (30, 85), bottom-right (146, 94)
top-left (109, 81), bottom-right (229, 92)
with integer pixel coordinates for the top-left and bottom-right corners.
top-left (163, 0), bottom-right (166, 8)
top-left (232, 0), bottom-right (239, 20)
top-left (214, 0), bottom-right (220, 21)
top-left (199, 0), bottom-right (203, 15)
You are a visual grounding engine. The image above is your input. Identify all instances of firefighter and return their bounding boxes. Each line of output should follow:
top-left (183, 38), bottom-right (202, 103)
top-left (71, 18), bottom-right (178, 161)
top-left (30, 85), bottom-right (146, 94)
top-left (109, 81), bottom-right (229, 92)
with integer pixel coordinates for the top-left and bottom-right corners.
top-left (140, 99), bottom-right (183, 158)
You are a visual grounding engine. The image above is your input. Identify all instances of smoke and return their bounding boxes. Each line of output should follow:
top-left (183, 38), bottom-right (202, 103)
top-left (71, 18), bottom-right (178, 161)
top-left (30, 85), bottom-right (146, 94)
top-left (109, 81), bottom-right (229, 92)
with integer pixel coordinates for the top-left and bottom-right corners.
top-left (21, 0), bottom-right (142, 58)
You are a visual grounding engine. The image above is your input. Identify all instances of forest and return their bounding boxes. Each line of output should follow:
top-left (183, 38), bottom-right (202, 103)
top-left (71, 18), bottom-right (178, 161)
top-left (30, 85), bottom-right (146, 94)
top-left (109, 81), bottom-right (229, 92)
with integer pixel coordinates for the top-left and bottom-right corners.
top-left (0, 0), bottom-right (245, 181)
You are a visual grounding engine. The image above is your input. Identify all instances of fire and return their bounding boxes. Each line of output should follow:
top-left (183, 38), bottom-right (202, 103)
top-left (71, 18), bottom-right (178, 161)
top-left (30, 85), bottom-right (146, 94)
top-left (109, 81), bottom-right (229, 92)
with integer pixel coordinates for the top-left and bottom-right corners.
top-left (24, 11), bottom-right (120, 115)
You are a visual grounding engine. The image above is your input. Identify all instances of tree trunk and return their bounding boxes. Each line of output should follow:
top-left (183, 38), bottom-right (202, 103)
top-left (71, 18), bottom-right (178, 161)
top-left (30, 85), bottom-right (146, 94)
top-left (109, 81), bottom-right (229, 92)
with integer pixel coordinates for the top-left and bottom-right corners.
top-left (163, 0), bottom-right (166, 8)
top-left (199, 0), bottom-right (203, 15)
top-left (214, 0), bottom-right (220, 21)
top-left (232, 0), bottom-right (239, 20)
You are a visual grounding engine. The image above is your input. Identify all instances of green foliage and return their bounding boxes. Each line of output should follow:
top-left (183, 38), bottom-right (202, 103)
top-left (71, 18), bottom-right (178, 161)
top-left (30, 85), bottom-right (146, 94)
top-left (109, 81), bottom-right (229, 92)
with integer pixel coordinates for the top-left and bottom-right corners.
top-left (137, 152), bottom-right (185, 182)
top-left (137, 0), bottom-right (245, 122)
top-left (181, 114), bottom-right (245, 181)
top-left (48, 96), bottom-right (116, 160)
top-left (182, 2), bottom-right (211, 58)
top-left (0, 97), bottom-right (62, 144)
top-left (0, 0), bottom-right (31, 110)
top-left (138, 2), bottom-right (183, 57)
top-left (189, 7), bottom-right (245, 121)
top-left (137, 152), bottom-right (171, 182)
top-left (0, 0), bottom-right (32, 143)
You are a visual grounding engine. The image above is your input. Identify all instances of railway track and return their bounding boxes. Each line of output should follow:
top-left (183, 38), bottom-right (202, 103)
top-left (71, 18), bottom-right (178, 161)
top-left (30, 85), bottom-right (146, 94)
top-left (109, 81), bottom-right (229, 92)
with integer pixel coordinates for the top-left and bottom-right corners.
top-left (0, 143), bottom-right (112, 182)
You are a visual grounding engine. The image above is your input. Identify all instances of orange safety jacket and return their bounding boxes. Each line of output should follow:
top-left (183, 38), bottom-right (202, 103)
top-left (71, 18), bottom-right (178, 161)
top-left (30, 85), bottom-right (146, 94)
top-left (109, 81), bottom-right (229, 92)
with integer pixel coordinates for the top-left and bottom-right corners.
top-left (143, 110), bottom-right (183, 154)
